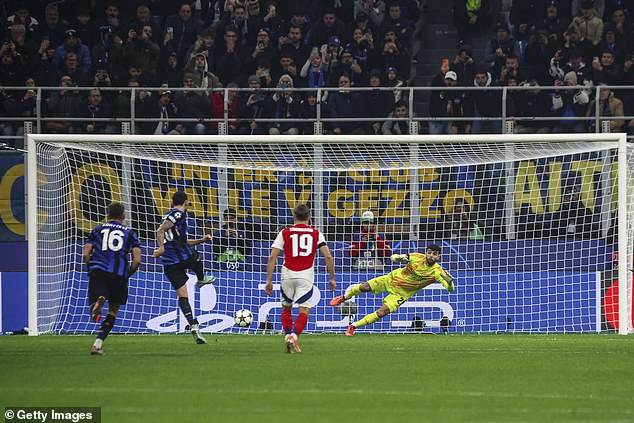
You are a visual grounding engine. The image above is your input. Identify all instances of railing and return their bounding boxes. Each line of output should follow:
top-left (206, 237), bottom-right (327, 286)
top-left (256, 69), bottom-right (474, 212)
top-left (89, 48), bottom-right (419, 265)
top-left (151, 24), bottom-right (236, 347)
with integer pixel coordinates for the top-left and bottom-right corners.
top-left (1, 84), bottom-right (633, 150)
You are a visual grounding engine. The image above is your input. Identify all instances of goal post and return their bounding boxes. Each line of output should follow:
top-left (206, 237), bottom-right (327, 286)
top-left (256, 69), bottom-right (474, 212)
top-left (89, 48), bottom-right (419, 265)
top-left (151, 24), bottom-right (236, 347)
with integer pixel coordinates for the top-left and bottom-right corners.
top-left (26, 134), bottom-right (634, 335)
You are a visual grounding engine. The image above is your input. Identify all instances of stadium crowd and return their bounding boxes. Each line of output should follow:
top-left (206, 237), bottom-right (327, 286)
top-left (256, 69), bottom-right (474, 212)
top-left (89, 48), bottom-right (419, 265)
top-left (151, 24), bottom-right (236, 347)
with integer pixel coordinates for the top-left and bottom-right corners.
top-left (0, 0), bottom-right (633, 140)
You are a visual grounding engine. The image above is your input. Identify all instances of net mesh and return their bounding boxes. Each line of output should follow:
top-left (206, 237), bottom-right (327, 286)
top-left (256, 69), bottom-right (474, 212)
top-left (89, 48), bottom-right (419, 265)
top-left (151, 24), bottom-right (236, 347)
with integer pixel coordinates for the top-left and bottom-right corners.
top-left (32, 135), bottom-right (634, 334)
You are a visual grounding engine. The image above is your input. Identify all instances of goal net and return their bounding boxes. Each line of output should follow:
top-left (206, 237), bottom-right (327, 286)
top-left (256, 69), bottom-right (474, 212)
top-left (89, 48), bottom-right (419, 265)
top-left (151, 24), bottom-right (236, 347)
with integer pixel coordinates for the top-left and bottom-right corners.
top-left (27, 134), bottom-right (634, 335)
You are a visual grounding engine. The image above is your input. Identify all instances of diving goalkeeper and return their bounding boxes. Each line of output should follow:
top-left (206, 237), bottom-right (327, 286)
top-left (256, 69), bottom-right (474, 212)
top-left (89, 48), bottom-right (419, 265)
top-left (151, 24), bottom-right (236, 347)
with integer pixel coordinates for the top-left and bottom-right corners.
top-left (330, 244), bottom-right (454, 336)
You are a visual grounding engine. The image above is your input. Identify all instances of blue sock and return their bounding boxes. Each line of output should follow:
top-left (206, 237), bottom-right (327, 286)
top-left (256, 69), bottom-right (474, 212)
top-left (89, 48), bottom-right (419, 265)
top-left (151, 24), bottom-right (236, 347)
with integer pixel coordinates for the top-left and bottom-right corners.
top-left (178, 297), bottom-right (198, 325)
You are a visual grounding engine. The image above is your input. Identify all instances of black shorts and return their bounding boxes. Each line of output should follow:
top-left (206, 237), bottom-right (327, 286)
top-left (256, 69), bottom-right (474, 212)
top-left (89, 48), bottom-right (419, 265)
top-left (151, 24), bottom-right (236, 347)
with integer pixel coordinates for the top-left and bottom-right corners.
top-left (163, 252), bottom-right (199, 290)
top-left (88, 269), bottom-right (128, 305)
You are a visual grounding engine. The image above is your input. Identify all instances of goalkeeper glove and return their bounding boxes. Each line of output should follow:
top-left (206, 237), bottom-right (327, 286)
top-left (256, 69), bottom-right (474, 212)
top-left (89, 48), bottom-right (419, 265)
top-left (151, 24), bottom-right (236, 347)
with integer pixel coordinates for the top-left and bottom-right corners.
top-left (390, 253), bottom-right (409, 262)
top-left (440, 271), bottom-right (455, 292)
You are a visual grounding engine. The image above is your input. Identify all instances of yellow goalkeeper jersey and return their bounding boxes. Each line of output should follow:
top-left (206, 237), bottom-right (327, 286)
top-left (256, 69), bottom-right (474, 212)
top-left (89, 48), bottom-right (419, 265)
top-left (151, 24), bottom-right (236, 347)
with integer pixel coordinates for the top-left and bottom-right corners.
top-left (389, 253), bottom-right (448, 295)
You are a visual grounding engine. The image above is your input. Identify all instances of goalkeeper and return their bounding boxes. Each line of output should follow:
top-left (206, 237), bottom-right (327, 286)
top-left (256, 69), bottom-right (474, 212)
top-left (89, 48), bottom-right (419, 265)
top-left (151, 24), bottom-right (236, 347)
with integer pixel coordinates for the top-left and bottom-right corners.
top-left (330, 244), bottom-right (454, 336)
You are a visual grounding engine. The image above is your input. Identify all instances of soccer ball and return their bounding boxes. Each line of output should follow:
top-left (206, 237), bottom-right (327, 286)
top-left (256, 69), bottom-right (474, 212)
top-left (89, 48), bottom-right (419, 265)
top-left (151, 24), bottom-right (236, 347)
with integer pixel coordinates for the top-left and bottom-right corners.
top-left (234, 309), bottom-right (254, 328)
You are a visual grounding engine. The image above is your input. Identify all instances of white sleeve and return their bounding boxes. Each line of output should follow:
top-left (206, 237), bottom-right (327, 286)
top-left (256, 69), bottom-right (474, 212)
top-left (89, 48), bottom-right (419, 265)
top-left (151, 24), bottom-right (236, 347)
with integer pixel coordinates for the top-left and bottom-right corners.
top-left (271, 230), bottom-right (284, 250)
top-left (317, 231), bottom-right (326, 245)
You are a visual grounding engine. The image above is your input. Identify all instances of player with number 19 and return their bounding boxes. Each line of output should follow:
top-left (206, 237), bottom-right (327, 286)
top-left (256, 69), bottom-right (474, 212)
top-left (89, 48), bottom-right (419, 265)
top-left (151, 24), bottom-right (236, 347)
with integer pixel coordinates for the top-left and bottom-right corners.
top-left (265, 204), bottom-right (336, 353)
top-left (83, 202), bottom-right (142, 355)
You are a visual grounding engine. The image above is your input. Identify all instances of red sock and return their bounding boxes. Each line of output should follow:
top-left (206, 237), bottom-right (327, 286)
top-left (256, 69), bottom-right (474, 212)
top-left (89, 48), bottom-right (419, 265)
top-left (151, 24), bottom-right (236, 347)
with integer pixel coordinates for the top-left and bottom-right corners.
top-left (293, 312), bottom-right (308, 336)
top-left (281, 309), bottom-right (293, 335)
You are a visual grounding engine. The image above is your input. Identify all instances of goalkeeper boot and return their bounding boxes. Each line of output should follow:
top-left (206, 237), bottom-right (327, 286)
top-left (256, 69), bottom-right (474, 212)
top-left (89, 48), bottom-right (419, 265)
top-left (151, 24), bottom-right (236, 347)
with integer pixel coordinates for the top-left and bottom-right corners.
top-left (288, 333), bottom-right (302, 353)
top-left (90, 346), bottom-right (104, 356)
top-left (91, 296), bottom-right (106, 323)
top-left (345, 325), bottom-right (355, 337)
top-left (195, 274), bottom-right (216, 288)
top-left (329, 295), bottom-right (346, 307)
top-left (190, 324), bottom-right (206, 344)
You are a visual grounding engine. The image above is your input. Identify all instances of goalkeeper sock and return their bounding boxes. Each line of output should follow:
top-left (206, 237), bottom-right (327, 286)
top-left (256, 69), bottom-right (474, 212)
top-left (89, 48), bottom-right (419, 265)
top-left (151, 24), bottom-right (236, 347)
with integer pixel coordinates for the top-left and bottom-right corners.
top-left (293, 312), bottom-right (308, 336)
top-left (96, 314), bottom-right (116, 341)
top-left (353, 312), bottom-right (380, 329)
top-left (281, 309), bottom-right (293, 335)
top-left (178, 297), bottom-right (198, 325)
top-left (192, 259), bottom-right (205, 281)
top-left (345, 284), bottom-right (364, 300)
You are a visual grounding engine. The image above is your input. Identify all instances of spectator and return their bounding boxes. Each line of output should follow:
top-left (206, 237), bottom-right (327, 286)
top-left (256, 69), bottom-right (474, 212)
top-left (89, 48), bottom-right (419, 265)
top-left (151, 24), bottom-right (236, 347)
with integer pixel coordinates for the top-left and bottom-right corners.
top-left (78, 88), bottom-right (116, 134)
top-left (0, 76), bottom-right (37, 143)
top-left (266, 74), bottom-right (302, 135)
top-left (237, 74), bottom-right (268, 135)
top-left (513, 79), bottom-right (553, 133)
top-left (539, 0), bottom-right (570, 43)
top-left (59, 52), bottom-right (87, 85)
top-left (35, 38), bottom-right (58, 87)
top-left (185, 27), bottom-right (218, 73)
top-left (381, 100), bottom-right (410, 134)
top-left (484, 22), bottom-right (522, 81)
top-left (380, 1), bottom-right (414, 51)
top-left (114, 81), bottom-right (151, 134)
top-left (452, 44), bottom-right (476, 86)
top-left (300, 49), bottom-right (331, 93)
top-left (306, 9), bottom-right (346, 47)
top-left (53, 29), bottom-right (92, 76)
top-left (353, 0), bottom-right (386, 27)
top-left (571, 0), bottom-right (605, 18)
top-left (468, 67), bottom-right (503, 134)
top-left (591, 49), bottom-right (621, 84)
top-left (244, 27), bottom-right (278, 76)
top-left (349, 26), bottom-right (377, 70)
top-left (437, 197), bottom-right (484, 240)
top-left (184, 52), bottom-right (222, 89)
top-left (346, 11), bottom-right (380, 45)
top-left (551, 71), bottom-right (590, 132)
top-left (606, 7), bottom-right (633, 46)
top-left (120, 26), bottom-right (161, 78)
top-left (35, 4), bottom-right (67, 50)
top-left (379, 26), bottom-right (410, 80)
top-left (550, 48), bottom-right (593, 86)
top-left (4, 23), bottom-right (39, 76)
top-left (128, 4), bottom-right (162, 45)
top-left (622, 51), bottom-right (634, 85)
top-left (594, 26), bottom-right (629, 66)
top-left (510, 0), bottom-right (541, 32)
top-left (385, 65), bottom-right (405, 102)
top-left (453, 0), bottom-right (490, 45)
top-left (163, 3), bottom-right (202, 65)
top-left (0, 37), bottom-right (26, 86)
top-left (569, 0), bottom-right (604, 45)
top-left (43, 74), bottom-right (82, 133)
top-left (257, 2), bottom-right (284, 40)
top-left (428, 70), bottom-right (469, 134)
top-left (333, 47), bottom-right (367, 86)
top-left (364, 68), bottom-right (394, 134)
top-left (209, 81), bottom-right (240, 134)
top-left (300, 90), bottom-right (319, 134)
top-left (347, 211), bottom-right (391, 269)
top-left (174, 74), bottom-right (212, 135)
top-left (324, 73), bottom-right (367, 134)
top-left (525, 28), bottom-right (558, 84)
top-left (140, 86), bottom-right (182, 135)
top-left (586, 84), bottom-right (624, 132)
top-left (218, 5), bottom-right (254, 49)
top-left (91, 25), bottom-right (122, 75)
top-left (603, 2), bottom-right (634, 22)
top-left (498, 54), bottom-right (527, 85)
top-left (94, 3), bottom-right (127, 44)
top-left (6, 2), bottom-right (39, 36)
top-left (286, 8), bottom-right (313, 36)
top-left (273, 52), bottom-right (300, 86)
top-left (74, 8), bottom-right (98, 50)
top-left (319, 35), bottom-right (344, 77)
top-left (86, 64), bottom-right (117, 105)
top-left (280, 24), bottom-right (311, 71)
top-left (216, 25), bottom-right (244, 86)
top-left (212, 208), bottom-right (251, 264)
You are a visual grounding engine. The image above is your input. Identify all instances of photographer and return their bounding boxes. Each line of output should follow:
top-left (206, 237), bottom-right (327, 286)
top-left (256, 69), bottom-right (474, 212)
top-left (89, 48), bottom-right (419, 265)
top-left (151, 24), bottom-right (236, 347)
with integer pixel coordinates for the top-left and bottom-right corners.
top-left (245, 27), bottom-right (277, 76)
top-left (212, 208), bottom-right (250, 264)
top-left (484, 22), bottom-right (521, 81)
top-left (120, 25), bottom-right (160, 77)
top-left (379, 27), bottom-right (410, 80)
top-left (452, 44), bottom-right (476, 85)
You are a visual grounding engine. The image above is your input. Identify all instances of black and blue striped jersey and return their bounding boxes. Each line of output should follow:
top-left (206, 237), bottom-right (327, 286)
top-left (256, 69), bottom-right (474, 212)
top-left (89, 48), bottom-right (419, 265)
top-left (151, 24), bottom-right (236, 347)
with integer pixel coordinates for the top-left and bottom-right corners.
top-left (160, 207), bottom-right (194, 265)
top-left (86, 221), bottom-right (140, 278)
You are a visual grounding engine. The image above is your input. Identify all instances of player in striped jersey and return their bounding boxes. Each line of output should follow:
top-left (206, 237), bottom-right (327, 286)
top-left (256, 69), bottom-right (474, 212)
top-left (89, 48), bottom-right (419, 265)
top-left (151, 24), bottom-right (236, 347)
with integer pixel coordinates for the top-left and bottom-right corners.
top-left (265, 204), bottom-right (336, 353)
top-left (330, 244), bottom-right (455, 336)
top-left (83, 202), bottom-right (142, 355)
top-left (152, 191), bottom-right (215, 344)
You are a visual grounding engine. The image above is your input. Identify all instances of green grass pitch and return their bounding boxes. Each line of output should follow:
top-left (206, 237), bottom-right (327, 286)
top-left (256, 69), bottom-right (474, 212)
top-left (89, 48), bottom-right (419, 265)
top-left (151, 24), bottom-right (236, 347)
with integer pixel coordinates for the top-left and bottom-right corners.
top-left (1, 334), bottom-right (633, 423)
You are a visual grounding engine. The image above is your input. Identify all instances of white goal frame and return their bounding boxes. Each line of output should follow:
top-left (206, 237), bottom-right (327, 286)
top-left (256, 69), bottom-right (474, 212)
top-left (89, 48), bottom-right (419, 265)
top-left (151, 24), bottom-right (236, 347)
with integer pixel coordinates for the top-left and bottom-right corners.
top-left (26, 133), bottom-right (633, 335)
